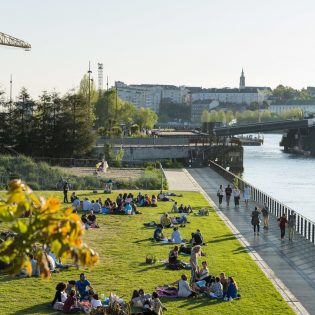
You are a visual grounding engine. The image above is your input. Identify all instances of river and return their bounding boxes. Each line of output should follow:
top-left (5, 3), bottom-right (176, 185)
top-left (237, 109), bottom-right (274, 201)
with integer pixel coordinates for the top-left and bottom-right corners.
top-left (242, 133), bottom-right (315, 222)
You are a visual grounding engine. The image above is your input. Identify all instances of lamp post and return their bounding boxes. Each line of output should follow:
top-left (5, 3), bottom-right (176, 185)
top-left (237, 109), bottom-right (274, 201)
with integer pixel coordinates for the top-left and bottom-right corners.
top-left (88, 61), bottom-right (92, 121)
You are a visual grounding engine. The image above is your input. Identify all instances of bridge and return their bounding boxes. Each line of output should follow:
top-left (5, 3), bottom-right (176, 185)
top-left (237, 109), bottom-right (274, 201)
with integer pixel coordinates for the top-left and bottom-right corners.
top-left (213, 119), bottom-right (315, 136)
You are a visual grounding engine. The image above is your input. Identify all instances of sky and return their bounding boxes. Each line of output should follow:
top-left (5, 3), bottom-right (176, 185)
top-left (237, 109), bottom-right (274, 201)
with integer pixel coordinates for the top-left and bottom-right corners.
top-left (1, 0), bottom-right (315, 99)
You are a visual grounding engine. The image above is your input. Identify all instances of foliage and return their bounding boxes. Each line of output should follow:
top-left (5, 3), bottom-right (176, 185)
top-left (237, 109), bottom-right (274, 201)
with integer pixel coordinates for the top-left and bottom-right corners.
top-left (94, 90), bottom-right (158, 132)
top-left (0, 181), bottom-right (98, 278)
top-left (161, 159), bottom-right (183, 169)
top-left (158, 101), bottom-right (191, 122)
top-left (0, 190), bottom-right (294, 314)
top-left (0, 87), bottom-right (95, 157)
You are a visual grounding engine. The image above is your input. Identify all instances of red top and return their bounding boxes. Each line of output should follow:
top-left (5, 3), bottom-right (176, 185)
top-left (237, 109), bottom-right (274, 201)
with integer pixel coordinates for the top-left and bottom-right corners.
top-left (63, 296), bottom-right (76, 313)
top-left (279, 217), bottom-right (287, 229)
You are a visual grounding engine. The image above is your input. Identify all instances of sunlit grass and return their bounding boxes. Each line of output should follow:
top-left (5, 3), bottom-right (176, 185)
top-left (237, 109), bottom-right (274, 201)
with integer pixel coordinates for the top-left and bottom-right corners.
top-left (0, 190), bottom-right (293, 315)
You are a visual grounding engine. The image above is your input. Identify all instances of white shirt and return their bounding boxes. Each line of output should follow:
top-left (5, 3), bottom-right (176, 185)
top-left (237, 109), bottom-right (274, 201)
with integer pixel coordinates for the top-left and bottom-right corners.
top-left (61, 291), bottom-right (67, 303)
top-left (83, 200), bottom-right (92, 211)
top-left (171, 230), bottom-right (182, 243)
top-left (178, 280), bottom-right (192, 297)
top-left (91, 298), bottom-right (102, 308)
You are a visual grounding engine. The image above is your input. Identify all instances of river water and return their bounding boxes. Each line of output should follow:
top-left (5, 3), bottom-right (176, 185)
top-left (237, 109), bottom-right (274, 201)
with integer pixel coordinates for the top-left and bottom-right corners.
top-left (242, 133), bottom-right (315, 222)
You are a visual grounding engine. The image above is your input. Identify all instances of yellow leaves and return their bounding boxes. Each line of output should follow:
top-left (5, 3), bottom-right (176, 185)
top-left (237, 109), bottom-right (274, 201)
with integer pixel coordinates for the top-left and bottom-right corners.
top-left (1, 180), bottom-right (98, 278)
top-left (42, 197), bottom-right (60, 214)
top-left (23, 258), bottom-right (32, 276)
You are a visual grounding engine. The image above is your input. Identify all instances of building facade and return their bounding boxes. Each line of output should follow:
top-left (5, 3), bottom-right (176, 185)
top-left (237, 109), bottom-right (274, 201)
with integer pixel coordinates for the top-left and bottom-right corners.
top-left (269, 103), bottom-right (315, 115)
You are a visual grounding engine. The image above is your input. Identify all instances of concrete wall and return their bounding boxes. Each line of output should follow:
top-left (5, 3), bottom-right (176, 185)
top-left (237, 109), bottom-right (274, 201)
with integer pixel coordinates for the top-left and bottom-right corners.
top-left (96, 137), bottom-right (189, 146)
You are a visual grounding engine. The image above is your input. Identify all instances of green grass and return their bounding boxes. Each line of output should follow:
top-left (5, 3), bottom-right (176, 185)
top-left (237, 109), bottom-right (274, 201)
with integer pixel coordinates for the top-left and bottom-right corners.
top-left (0, 190), bottom-right (294, 315)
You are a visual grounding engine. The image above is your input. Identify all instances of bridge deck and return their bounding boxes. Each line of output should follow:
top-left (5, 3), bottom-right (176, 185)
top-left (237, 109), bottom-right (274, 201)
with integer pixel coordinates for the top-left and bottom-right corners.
top-left (214, 119), bottom-right (311, 136)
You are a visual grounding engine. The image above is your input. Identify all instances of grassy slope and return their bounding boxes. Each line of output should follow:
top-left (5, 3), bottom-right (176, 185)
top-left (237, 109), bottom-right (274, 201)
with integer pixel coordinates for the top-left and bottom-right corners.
top-left (0, 190), bottom-right (293, 315)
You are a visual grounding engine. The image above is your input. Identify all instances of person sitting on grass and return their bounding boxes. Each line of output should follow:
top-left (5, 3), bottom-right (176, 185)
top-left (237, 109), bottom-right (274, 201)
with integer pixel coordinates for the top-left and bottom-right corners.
top-left (65, 281), bottom-right (76, 296)
top-left (52, 282), bottom-right (67, 310)
top-left (63, 289), bottom-right (81, 314)
top-left (87, 211), bottom-right (99, 228)
top-left (82, 198), bottom-right (92, 212)
top-left (196, 261), bottom-right (212, 285)
top-left (153, 225), bottom-right (166, 242)
top-left (172, 202), bottom-right (179, 213)
top-left (151, 195), bottom-right (158, 207)
top-left (177, 274), bottom-right (198, 298)
top-left (168, 246), bottom-right (180, 264)
top-left (220, 272), bottom-right (228, 298)
top-left (158, 191), bottom-right (173, 202)
top-left (72, 197), bottom-right (80, 211)
top-left (191, 230), bottom-right (204, 246)
top-left (171, 227), bottom-right (183, 244)
top-left (81, 214), bottom-right (90, 229)
top-left (91, 293), bottom-right (102, 308)
top-left (150, 291), bottom-right (167, 315)
top-left (70, 192), bottom-right (76, 203)
top-left (92, 200), bottom-right (102, 213)
top-left (76, 273), bottom-right (93, 300)
top-left (160, 213), bottom-right (172, 228)
top-left (225, 276), bottom-right (239, 301)
top-left (209, 277), bottom-right (223, 298)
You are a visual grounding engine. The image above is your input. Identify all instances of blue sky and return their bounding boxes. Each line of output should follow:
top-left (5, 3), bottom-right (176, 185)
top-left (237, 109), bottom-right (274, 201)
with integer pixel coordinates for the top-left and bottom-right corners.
top-left (1, 0), bottom-right (315, 99)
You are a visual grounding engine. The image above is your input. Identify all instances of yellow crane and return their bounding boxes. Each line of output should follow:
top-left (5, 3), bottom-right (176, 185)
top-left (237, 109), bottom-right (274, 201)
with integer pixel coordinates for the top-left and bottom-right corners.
top-left (0, 32), bottom-right (31, 50)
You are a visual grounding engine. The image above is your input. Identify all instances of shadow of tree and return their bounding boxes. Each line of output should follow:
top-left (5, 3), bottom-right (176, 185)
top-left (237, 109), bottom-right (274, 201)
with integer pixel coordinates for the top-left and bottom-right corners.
top-left (12, 303), bottom-right (59, 315)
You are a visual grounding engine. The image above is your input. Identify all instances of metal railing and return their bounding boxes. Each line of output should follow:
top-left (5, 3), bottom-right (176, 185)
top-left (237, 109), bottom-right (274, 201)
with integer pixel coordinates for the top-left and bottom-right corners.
top-left (209, 160), bottom-right (315, 244)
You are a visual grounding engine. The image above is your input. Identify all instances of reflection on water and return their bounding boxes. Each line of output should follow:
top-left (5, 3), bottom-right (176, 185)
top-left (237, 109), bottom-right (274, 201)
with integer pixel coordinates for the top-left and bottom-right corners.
top-left (243, 134), bottom-right (315, 222)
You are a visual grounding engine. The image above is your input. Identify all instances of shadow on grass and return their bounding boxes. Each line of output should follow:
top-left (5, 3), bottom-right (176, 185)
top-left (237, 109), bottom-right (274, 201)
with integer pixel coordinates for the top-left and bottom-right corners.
top-left (208, 236), bottom-right (235, 243)
top-left (133, 238), bottom-right (152, 243)
top-left (176, 296), bottom-right (224, 310)
top-left (137, 262), bottom-right (165, 273)
top-left (12, 302), bottom-right (59, 315)
top-left (232, 246), bottom-right (248, 254)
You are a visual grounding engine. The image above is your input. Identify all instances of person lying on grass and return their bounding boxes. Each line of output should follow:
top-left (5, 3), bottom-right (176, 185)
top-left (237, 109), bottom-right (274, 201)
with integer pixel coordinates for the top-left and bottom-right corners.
top-left (153, 225), bottom-right (167, 242)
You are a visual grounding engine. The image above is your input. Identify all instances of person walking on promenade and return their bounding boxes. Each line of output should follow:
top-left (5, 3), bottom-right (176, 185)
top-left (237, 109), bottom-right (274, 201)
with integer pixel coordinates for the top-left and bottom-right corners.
top-left (217, 185), bottom-right (224, 207)
top-left (233, 186), bottom-right (241, 208)
top-left (278, 213), bottom-right (288, 240)
top-left (243, 185), bottom-right (251, 207)
top-left (225, 184), bottom-right (232, 207)
top-left (261, 203), bottom-right (269, 229)
top-left (251, 207), bottom-right (261, 235)
top-left (288, 211), bottom-right (296, 242)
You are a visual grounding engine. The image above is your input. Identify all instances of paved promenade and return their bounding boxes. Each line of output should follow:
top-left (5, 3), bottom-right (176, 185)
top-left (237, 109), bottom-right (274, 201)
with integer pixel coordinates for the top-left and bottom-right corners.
top-left (185, 167), bottom-right (315, 314)
top-left (164, 169), bottom-right (199, 191)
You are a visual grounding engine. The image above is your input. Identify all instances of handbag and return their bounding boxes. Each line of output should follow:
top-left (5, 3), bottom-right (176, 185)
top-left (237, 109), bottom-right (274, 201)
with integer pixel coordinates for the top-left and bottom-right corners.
top-left (146, 254), bottom-right (156, 264)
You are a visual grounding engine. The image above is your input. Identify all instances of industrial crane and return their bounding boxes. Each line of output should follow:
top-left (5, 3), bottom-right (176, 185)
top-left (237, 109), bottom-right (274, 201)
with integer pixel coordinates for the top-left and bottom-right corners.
top-left (0, 32), bottom-right (31, 50)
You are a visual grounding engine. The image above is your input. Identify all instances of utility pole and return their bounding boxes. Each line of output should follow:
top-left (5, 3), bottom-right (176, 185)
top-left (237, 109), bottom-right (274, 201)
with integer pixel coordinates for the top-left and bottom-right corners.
top-left (115, 82), bottom-right (118, 120)
top-left (106, 75), bottom-right (109, 91)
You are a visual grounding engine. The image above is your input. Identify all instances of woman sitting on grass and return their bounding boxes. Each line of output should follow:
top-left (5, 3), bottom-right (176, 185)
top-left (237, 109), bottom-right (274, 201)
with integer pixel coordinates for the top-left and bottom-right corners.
top-left (196, 261), bottom-right (212, 285)
top-left (168, 246), bottom-right (180, 264)
top-left (153, 225), bottom-right (166, 242)
top-left (52, 282), bottom-right (67, 310)
top-left (209, 277), bottom-right (223, 298)
top-left (177, 274), bottom-right (198, 298)
top-left (151, 195), bottom-right (158, 207)
top-left (225, 276), bottom-right (239, 301)
top-left (63, 289), bottom-right (81, 314)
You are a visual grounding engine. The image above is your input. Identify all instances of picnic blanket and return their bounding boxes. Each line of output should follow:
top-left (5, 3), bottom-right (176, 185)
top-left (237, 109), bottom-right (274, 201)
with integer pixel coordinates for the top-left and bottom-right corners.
top-left (156, 286), bottom-right (178, 298)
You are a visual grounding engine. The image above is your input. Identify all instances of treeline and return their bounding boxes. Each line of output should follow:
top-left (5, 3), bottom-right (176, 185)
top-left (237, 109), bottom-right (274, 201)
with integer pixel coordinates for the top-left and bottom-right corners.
top-left (158, 100), bottom-right (191, 122)
top-left (0, 75), bottom-right (158, 157)
top-left (201, 108), bottom-right (304, 124)
top-left (0, 88), bottom-right (94, 157)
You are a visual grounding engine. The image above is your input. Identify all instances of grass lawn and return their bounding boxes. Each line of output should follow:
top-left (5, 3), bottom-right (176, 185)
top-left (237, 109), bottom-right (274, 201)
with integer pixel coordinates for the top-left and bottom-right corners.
top-left (0, 190), bottom-right (294, 315)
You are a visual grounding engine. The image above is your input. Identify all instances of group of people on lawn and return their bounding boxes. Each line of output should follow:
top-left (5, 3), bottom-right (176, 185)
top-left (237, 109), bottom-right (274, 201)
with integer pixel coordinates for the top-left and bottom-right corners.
top-left (52, 273), bottom-right (104, 314)
top-left (49, 190), bottom-right (239, 314)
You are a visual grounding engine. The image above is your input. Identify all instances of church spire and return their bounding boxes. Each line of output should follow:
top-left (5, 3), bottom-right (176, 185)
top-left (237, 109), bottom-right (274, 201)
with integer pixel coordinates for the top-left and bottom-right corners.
top-left (239, 68), bottom-right (245, 90)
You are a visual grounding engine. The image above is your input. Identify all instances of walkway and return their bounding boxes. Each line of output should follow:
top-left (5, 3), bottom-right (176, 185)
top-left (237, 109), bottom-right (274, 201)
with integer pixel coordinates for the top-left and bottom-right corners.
top-left (187, 167), bottom-right (315, 314)
top-left (163, 169), bottom-right (199, 191)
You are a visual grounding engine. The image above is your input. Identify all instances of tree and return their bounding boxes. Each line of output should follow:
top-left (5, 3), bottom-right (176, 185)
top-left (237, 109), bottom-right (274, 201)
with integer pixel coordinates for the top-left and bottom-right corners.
top-left (226, 111), bottom-right (234, 124)
top-left (0, 180), bottom-right (98, 277)
top-left (273, 85), bottom-right (298, 101)
top-left (134, 107), bottom-right (158, 129)
top-left (201, 110), bottom-right (210, 123)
